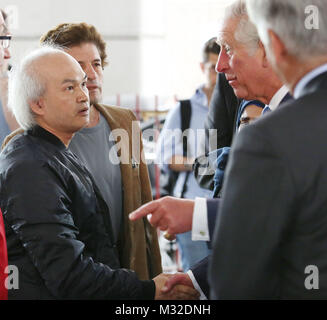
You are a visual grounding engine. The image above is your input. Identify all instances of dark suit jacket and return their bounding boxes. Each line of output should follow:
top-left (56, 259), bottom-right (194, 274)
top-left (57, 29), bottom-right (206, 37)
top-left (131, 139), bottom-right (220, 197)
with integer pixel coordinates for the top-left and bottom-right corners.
top-left (195, 73), bottom-right (241, 190)
top-left (206, 199), bottom-right (221, 245)
top-left (209, 71), bottom-right (327, 299)
top-left (191, 91), bottom-right (292, 297)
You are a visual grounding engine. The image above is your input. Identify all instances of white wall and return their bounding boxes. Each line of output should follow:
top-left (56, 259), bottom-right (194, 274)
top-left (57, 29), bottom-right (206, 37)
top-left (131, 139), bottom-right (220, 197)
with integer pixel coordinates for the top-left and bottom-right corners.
top-left (2, 0), bottom-right (231, 109)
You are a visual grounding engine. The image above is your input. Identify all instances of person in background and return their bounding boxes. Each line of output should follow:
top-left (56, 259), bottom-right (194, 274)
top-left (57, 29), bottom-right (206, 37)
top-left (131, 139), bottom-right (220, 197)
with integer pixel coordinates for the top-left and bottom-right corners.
top-left (0, 9), bottom-right (18, 145)
top-left (212, 99), bottom-right (264, 198)
top-left (195, 97), bottom-right (265, 195)
top-left (156, 38), bottom-right (220, 272)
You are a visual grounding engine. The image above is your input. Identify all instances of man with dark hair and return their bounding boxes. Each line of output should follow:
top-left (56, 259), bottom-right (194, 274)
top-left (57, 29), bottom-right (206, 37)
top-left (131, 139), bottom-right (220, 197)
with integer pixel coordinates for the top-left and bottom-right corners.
top-left (6, 22), bottom-right (162, 280)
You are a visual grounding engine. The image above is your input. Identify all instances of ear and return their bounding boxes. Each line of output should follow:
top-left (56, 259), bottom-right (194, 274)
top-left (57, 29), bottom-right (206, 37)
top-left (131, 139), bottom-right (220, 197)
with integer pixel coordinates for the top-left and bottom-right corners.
top-left (29, 98), bottom-right (45, 116)
top-left (268, 29), bottom-right (287, 64)
top-left (258, 41), bottom-right (269, 68)
top-left (200, 62), bottom-right (205, 73)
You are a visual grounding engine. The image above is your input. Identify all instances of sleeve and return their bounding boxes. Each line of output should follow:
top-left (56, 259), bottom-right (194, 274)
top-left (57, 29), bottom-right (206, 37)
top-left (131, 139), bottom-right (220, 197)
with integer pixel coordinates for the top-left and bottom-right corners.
top-left (2, 160), bottom-right (155, 300)
top-left (192, 197), bottom-right (210, 241)
top-left (209, 125), bottom-right (295, 299)
top-left (192, 198), bottom-right (221, 249)
top-left (206, 199), bottom-right (221, 245)
top-left (189, 256), bottom-right (210, 299)
top-left (155, 103), bottom-right (183, 172)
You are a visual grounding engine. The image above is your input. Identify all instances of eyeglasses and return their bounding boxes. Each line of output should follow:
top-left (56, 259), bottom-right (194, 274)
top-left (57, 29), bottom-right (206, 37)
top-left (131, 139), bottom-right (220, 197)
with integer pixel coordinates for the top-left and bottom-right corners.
top-left (0, 35), bottom-right (12, 49)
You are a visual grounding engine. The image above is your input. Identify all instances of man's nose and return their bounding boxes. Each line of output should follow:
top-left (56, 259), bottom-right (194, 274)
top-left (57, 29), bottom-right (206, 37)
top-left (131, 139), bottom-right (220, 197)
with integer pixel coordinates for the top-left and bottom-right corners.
top-left (77, 85), bottom-right (89, 102)
top-left (216, 50), bottom-right (229, 73)
top-left (4, 47), bottom-right (11, 60)
top-left (85, 64), bottom-right (97, 81)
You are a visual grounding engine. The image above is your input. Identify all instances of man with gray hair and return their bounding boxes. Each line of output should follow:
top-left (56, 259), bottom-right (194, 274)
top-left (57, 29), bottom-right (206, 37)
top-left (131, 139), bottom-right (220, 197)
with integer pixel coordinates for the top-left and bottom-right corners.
top-left (130, 0), bottom-right (293, 299)
top-left (0, 45), bottom-right (199, 300)
top-left (207, 0), bottom-right (327, 299)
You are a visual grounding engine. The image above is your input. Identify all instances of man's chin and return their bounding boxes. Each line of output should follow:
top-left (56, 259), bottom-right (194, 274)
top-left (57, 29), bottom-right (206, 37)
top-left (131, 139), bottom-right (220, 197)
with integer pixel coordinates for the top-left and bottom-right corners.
top-left (89, 93), bottom-right (102, 106)
top-left (232, 87), bottom-right (249, 100)
top-left (75, 119), bottom-right (90, 132)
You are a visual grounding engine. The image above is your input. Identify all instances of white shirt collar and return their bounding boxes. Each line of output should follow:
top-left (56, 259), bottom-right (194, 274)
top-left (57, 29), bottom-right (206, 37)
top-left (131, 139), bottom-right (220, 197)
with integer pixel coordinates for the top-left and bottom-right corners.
top-left (268, 85), bottom-right (289, 111)
top-left (294, 63), bottom-right (327, 99)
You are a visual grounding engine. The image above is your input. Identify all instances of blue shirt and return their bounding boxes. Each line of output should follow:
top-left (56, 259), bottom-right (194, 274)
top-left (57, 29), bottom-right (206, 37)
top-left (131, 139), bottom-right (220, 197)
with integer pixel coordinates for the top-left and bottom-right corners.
top-left (156, 86), bottom-right (213, 199)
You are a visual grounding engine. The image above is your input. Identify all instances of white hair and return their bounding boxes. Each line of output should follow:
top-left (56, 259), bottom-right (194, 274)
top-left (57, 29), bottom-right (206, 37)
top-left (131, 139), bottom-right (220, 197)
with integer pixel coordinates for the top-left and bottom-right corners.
top-left (246, 0), bottom-right (327, 60)
top-left (225, 0), bottom-right (260, 55)
top-left (8, 45), bottom-right (65, 130)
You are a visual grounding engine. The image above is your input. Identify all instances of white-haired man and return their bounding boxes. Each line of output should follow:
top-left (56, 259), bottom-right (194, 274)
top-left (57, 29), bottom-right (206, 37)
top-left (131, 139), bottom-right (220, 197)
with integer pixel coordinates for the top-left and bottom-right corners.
top-left (130, 0), bottom-right (293, 299)
top-left (0, 46), bottom-right (199, 300)
top-left (206, 0), bottom-right (327, 299)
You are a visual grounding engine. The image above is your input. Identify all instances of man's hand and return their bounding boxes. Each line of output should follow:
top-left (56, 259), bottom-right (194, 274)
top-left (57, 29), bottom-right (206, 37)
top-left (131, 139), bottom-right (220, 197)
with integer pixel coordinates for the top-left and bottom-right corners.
top-left (153, 273), bottom-right (199, 300)
top-left (161, 273), bottom-right (194, 294)
top-left (129, 196), bottom-right (194, 236)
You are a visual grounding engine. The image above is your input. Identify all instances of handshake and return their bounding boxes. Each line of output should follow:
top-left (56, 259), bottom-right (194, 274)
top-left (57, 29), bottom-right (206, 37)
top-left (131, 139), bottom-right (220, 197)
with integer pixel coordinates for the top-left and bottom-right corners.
top-left (129, 196), bottom-right (200, 300)
top-left (153, 272), bottom-right (200, 300)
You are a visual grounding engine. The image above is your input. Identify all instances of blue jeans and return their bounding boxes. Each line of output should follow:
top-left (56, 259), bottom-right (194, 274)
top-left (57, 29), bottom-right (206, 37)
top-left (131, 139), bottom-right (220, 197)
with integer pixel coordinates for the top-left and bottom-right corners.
top-left (176, 231), bottom-right (211, 272)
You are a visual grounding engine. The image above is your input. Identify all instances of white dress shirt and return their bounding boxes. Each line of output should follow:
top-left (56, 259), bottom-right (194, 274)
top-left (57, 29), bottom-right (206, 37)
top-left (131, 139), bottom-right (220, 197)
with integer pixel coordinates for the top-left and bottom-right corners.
top-left (187, 269), bottom-right (208, 300)
top-left (192, 197), bottom-right (210, 241)
top-left (266, 85), bottom-right (289, 111)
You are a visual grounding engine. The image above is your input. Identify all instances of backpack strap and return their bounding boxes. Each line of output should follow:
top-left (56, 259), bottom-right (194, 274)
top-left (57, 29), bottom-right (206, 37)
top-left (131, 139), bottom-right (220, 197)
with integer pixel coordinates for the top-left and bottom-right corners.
top-left (180, 100), bottom-right (192, 157)
top-left (177, 99), bottom-right (192, 198)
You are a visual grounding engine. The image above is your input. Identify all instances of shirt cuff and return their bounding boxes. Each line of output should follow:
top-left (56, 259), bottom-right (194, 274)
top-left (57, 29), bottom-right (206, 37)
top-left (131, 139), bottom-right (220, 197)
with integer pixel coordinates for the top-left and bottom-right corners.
top-left (187, 270), bottom-right (208, 300)
top-left (192, 197), bottom-right (210, 241)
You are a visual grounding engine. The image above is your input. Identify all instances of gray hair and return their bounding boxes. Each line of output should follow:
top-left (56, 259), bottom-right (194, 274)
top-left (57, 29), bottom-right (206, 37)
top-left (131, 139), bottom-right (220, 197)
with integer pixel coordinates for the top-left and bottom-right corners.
top-left (8, 45), bottom-right (64, 130)
top-left (246, 0), bottom-right (327, 60)
top-left (225, 0), bottom-right (260, 55)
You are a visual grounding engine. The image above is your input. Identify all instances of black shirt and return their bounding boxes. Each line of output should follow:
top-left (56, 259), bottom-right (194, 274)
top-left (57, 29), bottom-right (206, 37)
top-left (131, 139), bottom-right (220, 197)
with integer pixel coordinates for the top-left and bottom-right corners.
top-left (0, 125), bottom-right (155, 300)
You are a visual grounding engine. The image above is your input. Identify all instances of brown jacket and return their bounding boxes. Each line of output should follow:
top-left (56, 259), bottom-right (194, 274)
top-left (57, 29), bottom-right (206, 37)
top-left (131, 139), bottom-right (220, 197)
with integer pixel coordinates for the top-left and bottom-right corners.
top-left (2, 103), bottom-right (162, 280)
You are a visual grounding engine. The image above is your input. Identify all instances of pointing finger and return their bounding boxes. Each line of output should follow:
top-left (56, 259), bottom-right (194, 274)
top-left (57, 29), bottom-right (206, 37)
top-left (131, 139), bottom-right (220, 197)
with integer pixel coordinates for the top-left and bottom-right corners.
top-left (129, 200), bottom-right (159, 221)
